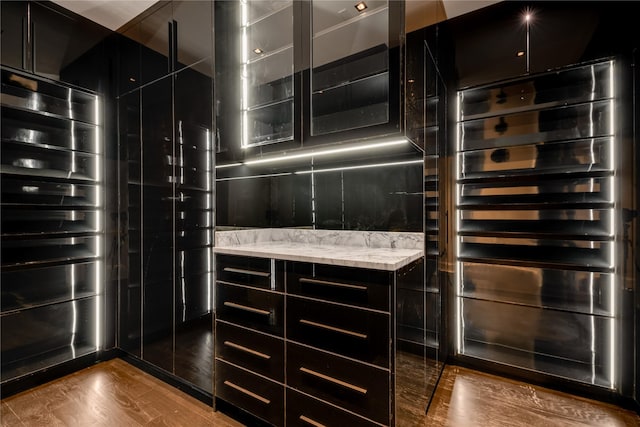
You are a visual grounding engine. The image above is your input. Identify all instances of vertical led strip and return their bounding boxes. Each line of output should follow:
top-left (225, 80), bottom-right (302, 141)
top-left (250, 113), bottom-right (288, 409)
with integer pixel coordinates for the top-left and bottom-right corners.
top-left (241, 0), bottom-right (249, 148)
top-left (68, 90), bottom-right (77, 355)
top-left (608, 60), bottom-right (616, 389)
top-left (206, 128), bottom-right (213, 312)
top-left (455, 91), bottom-right (463, 354)
top-left (94, 95), bottom-right (102, 351)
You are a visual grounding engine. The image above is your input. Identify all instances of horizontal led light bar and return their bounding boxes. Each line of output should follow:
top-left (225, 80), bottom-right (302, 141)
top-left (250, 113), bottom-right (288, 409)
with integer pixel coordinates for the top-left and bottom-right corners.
top-left (243, 138), bottom-right (409, 165)
top-left (295, 159), bottom-right (423, 175)
top-left (215, 162), bottom-right (243, 169)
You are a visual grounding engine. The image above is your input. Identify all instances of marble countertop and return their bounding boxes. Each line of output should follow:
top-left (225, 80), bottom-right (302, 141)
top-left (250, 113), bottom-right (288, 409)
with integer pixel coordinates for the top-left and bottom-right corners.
top-left (214, 229), bottom-right (424, 271)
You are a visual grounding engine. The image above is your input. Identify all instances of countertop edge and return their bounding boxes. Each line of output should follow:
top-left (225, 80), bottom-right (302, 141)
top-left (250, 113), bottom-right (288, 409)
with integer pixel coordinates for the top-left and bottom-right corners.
top-left (213, 246), bottom-right (424, 271)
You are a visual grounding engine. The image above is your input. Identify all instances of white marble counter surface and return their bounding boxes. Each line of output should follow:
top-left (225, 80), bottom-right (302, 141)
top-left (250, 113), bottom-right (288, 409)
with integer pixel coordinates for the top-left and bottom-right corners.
top-left (214, 229), bottom-right (424, 271)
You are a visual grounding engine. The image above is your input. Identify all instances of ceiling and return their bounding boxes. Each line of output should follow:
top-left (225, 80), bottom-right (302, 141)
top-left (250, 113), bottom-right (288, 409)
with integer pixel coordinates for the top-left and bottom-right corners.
top-left (52, 0), bottom-right (501, 33)
top-left (51, 0), bottom-right (159, 31)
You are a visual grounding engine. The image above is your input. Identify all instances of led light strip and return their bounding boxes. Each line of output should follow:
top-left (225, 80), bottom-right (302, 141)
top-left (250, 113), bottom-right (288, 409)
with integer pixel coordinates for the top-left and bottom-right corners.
top-left (94, 95), bottom-right (102, 351)
top-left (608, 60), bottom-right (616, 390)
top-left (455, 91), bottom-right (462, 354)
top-left (243, 139), bottom-right (408, 165)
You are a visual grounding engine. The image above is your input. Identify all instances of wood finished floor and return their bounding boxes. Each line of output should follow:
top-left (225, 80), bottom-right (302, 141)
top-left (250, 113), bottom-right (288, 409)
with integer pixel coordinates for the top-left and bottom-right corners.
top-left (0, 358), bottom-right (241, 427)
top-left (1, 360), bottom-right (639, 426)
top-left (423, 366), bottom-right (640, 427)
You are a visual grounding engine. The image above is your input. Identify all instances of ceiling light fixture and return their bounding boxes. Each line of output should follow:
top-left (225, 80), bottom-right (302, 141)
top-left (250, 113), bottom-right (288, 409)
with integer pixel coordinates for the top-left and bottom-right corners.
top-left (516, 51), bottom-right (525, 57)
top-left (355, 1), bottom-right (367, 12)
top-left (253, 48), bottom-right (263, 54)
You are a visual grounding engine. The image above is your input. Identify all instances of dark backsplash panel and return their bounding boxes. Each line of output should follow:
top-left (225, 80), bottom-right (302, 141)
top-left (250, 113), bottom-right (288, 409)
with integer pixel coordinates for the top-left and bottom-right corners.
top-left (215, 158), bottom-right (422, 232)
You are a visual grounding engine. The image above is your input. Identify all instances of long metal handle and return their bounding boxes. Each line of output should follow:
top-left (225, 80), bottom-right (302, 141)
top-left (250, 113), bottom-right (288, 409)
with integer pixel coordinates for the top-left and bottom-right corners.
top-left (299, 415), bottom-right (326, 427)
top-left (299, 319), bottom-right (367, 339)
top-left (223, 301), bottom-right (270, 316)
top-left (299, 367), bottom-right (367, 395)
top-left (299, 277), bottom-right (367, 291)
top-left (172, 19), bottom-right (178, 71)
top-left (223, 341), bottom-right (271, 360)
top-left (223, 380), bottom-right (270, 404)
top-left (223, 267), bottom-right (270, 277)
top-left (167, 21), bottom-right (173, 73)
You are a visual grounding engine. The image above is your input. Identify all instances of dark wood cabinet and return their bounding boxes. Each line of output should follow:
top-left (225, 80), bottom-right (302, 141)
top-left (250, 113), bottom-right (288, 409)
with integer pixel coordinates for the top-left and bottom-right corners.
top-left (0, 1), bottom-right (110, 86)
top-left (214, 0), bottom-right (412, 165)
top-left (215, 253), bottom-right (405, 426)
top-left (119, 67), bottom-right (214, 393)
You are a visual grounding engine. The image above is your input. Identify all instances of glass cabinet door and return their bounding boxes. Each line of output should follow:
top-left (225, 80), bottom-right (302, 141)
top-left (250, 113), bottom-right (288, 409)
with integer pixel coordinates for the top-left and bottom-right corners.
top-left (310, 0), bottom-right (390, 136)
top-left (241, 0), bottom-right (295, 148)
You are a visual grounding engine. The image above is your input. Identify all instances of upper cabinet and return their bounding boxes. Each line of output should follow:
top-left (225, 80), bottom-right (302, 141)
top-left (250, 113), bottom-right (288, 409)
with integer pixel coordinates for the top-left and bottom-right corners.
top-left (0, 1), bottom-right (110, 87)
top-left (242, 1), bottom-right (296, 148)
top-left (215, 0), bottom-right (410, 164)
top-left (308, 0), bottom-right (400, 140)
top-left (119, 0), bottom-right (213, 94)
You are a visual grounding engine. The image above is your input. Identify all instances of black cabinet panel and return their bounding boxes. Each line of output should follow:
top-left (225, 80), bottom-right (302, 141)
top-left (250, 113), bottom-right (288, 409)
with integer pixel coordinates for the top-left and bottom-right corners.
top-left (216, 321), bottom-right (284, 383)
top-left (286, 262), bottom-right (391, 311)
top-left (287, 296), bottom-right (390, 367)
top-left (287, 343), bottom-right (390, 426)
top-left (286, 389), bottom-right (378, 427)
top-left (216, 283), bottom-right (284, 337)
top-left (216, 359), bottom-right (285, 427)
top-left (30, 2), bottom-right (110, 82)
top-left (0, 1), bottom-right (26, 70)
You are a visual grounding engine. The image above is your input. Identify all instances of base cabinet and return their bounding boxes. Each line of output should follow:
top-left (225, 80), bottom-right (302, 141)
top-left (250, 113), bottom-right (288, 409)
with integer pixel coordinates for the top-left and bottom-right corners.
top-left (215, 254), bottom-right (407, 426)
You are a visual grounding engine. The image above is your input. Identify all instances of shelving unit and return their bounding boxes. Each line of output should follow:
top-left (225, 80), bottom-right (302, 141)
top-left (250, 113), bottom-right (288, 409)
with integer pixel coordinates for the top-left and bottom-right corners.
top-left (0, 66), bottom-right (103, 383)
top-left (310, 1), bottom-right (390, 136)
top-left (241, 0), bottom-right (294, 148)
top-left (455, 60), bottom-right (617, 388)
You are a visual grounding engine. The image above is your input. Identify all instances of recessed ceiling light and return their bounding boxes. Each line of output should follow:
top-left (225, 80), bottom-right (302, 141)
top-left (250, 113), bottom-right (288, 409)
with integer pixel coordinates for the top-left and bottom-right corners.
top-left (129, 77), bottom-right (136, 82)
top-left (355, 1), bottom-right (367, 12)
top-left (516, 51), bottom-right (525, 57)
top-left (253, 48), bottom-right (263, 54)
top-left (408, 79), bottom-right (415, 83)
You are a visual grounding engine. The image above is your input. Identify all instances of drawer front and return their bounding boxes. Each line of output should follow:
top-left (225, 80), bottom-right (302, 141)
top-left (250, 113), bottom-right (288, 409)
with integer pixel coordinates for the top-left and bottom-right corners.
top-left (216, 321), bottom-right (284, 382)
top-left (286, 262), bottom-right (391, 311)
top-left (287, 296), bottom-right (390, 368)
top-left (287, 343), bottom-right (390, 425)
top-left (286, 389), bottom-right (379, 427)
top-left (216, 283), bottom-right (284, 337)
top-left (216, 254), bottom-right (283, 291)
top-left (215, 360), bottom-right (284, 427)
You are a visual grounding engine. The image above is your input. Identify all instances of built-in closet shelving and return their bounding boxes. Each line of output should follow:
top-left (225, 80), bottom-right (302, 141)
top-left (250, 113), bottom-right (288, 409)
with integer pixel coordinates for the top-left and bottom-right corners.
top-left (455, 60), bottom-right (617, 387)
top-left (1, 66), bottom-right (103, 382)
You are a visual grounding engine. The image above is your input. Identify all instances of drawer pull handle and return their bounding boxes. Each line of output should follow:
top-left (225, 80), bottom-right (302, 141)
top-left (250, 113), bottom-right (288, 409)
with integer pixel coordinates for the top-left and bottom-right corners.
top-left (299, 277), bottom-right (367, 291)
top-left (224, 301), bottom-right (271, 316)
top-left (223, 380), bottom-right (271, 404)
top-left (299, 319), bottom-right (367, 339)
top-left (223, 341), bottom-right (271, 360)
top-left (299, 367), bottom-right (367, 395)
top-left (223, 267), bottom-right (270, 277)
top-left (299, 415), bottom-right (326, 427)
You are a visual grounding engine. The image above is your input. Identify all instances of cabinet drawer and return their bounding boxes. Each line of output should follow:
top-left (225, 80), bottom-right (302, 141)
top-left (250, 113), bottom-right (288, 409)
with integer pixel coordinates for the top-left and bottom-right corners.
top-left (215, 360), bottom-right (284, 427)
top-left (286, 262), bottom-right (391, 311)
top-left (287, 343), bottom-right (390, 426)
top-left (286, 389), bottom-right (379, 427)
top-left (287, 296), bottom-right (389, 368)
top-left (216, 321), bottom-right (284, 382)
top-left (216, 254), bottom-right (283, 291)
top-left (216, 283), bottom-right (284, 337)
